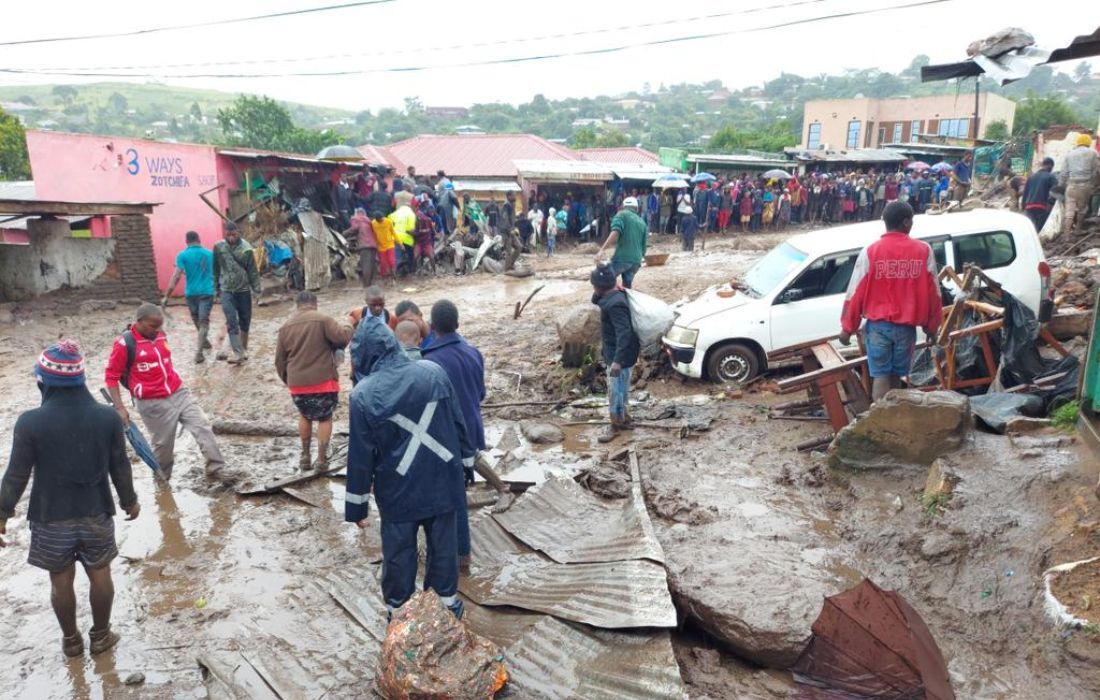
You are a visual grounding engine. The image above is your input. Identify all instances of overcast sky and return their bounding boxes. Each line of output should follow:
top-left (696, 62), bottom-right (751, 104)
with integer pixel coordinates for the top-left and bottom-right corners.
top-left (0, 0), bottom-right (1089, 112)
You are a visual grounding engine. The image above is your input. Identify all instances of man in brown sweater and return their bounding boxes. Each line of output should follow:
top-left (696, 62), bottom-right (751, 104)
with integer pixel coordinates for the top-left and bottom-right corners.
top-left (275, 291), bottom-right (355, 470)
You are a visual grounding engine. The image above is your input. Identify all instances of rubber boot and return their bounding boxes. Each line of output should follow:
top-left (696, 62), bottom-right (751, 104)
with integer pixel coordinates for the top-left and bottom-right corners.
top-left (299, 439), bottom-right (312, 471)
top-left (240, 332), bottom-right (250, 351)
top-left (195, 322), bottom-right (209, 364)
top-left (227, 333), bottom-right (248, 364)
top-left (89, 625), bottom-right (120, 655)
top-left (62, 631), bottom-right (84, 657)
top-left (597, 418), bottom-right (621, 443)
top-left (312, 441), bottom-right (329, 471)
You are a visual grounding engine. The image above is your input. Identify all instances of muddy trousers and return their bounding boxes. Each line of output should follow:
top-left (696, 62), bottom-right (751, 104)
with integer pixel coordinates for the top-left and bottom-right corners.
top-left (1063, 183), bottom-right (1092, 235)
top-left (135, 388), bottom-right (225, 477)
top-left (380, 511), bottom-right (462, 618)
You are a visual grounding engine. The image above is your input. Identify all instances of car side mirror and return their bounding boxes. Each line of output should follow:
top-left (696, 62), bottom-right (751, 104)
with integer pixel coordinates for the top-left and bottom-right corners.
top-left (779, 288), bottom-right (804, 303)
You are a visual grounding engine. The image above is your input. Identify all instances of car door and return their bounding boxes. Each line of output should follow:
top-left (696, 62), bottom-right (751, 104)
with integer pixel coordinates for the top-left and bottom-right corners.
top-left (769, 250), bottom-right (860, 350)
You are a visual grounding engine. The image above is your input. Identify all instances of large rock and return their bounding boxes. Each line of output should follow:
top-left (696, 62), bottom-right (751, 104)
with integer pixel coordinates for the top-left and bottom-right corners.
top-left (556, 304), bottom-right (601, 368)
top-left (829, 390), bottom-right (971, 469)
top-left (521, 421), bottom-right (564, 444)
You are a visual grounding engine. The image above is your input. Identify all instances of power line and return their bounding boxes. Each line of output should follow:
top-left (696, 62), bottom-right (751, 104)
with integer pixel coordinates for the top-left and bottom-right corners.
top-left (12, 0), bottom-right (835, 72)
top-left (0, 0), bottom-right (394, 47)
top-left (0, 0), bottom-right (952, 78)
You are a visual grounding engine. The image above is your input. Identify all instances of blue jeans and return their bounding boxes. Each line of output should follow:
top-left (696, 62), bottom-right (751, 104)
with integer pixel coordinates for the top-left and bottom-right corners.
top-left (864, 320), bottom-right (917, 378)
top-left (608, 365), bottom-right (632, 420)
top-left (611, 261), bottom-right (640, 288)
top-left (185, 295), bottom-right (213, 327)
top-left (220, 290), bottom-right (253, 337)
top-left (380, 511), bottom-right (462, 618)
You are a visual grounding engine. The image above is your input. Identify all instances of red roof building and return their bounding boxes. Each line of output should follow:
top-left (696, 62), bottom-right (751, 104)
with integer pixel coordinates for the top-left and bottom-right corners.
top-left (357, 144), bottom-right (406, 173)
top-left (383, 133), bottom-right (579, 178)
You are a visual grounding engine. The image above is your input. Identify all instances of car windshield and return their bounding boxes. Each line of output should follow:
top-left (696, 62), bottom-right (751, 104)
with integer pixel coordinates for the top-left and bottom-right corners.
top-left (743, 242), bottom-right (808, 297)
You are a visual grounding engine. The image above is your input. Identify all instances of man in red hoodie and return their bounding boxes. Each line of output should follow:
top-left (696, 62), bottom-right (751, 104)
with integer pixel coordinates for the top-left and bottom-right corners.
top-left (840, 201), bottom-right (942, 401)
top-left (105, 303), bottom-right (225, 481)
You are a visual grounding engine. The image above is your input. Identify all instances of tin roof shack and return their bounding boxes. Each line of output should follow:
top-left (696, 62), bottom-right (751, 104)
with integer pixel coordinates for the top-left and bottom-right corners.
top-left (686, 153), bottom-right (793, 177)
top-left (784, 147), bottom-right (906, 174)
top-left (0, 198), bottom-right (158, 302)
top-left (514, 159), bottom-right (614, 210)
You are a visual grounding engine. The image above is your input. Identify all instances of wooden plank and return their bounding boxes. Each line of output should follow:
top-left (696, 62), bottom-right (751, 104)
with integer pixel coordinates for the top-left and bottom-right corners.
top-left (964, 300), bottom-right (1004, 316)
top-left (768, 334), bottom-right (842, 361)
top-left (281, 486), bottom-right (327, 509)
top-left (236, 463), bottom-right (345, 496)
top-left (0, 198), bottom-right (157, 216)
top-left (810, 343), bottom-right (846, 369)
top-left (948, 319), bottom-right (1003, 339)
top-left (776, 356), bottom-right (868, 392)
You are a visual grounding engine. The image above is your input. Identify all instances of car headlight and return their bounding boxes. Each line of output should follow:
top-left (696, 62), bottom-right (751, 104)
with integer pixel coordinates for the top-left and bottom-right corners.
top-left (665, 325), bottom-right (699, 346)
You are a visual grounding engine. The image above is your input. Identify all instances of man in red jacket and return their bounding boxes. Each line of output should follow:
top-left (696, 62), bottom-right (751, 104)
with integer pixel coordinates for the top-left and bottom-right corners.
top-left (840, 201), bottom-right (942, 401)
top-left (105, 303), bottom-right (225, 481)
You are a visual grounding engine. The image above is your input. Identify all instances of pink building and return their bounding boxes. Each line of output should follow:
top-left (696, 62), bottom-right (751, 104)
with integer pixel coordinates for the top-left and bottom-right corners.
top-left (26, 131), bottom-right (358, 291)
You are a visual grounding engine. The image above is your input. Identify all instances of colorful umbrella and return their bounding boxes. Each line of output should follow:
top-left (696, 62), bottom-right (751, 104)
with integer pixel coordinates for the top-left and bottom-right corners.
top-left (100, 388), bottom-right (161, 475)
top-left (930, 161), bottom-right (953, 173)
top-left (652, 174), bottom-right (690, 189)
top-left (691, 172), bottom-right (717, 183)
top-left (791, 578), bottom-right (955, 700)
top-left (316, 145), bottom-right (365, 162)
top-left (908, 161), bottom-right (932, 171)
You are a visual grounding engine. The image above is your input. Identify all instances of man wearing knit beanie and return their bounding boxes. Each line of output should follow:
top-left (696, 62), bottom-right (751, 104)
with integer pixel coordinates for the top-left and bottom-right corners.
top-left (590, 264), bottom-right (640, 443)
top-left (0, 340), bottom-right (139, 658)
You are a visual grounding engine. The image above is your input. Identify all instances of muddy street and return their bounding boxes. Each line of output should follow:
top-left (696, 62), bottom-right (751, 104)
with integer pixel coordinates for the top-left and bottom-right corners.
top-left (1, 232), bottom-right (1098, 699)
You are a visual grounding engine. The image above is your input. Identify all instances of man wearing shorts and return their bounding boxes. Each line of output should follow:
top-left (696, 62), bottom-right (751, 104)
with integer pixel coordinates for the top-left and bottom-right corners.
top-left (276, 291), bottom-right (354, 470)
top-left (0, 340), bottom-right (139, 657)
top-left (840, 201), bottom-right (942, 401)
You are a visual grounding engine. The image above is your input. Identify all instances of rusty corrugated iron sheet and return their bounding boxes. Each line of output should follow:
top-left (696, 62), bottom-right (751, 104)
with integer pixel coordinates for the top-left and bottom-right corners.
top-left (493, 475), bottom-right (664, 565)
top-left (459, 510), bottom-right (677, 629)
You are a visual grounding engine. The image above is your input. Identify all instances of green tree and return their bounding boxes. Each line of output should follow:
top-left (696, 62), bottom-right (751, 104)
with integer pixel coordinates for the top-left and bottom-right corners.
top-left (217, 94), bottom-right (340, 154)
top-left (190, 102), bottom-right (203, 121)
top-left (594, 129), bottom-right (630, 147)
top-left (52, 85), bottom-right (78, 104)
top-left (107, 92), bottom-right (128, 113)
top-left (1013, 93), bottom-right (1082, 135)
top-left (983, 119), bottom-right (1009, 141)
top-left (0, 108), bottom-right (31, 181)
top-left (570, 126), bottom-right (598, 149)
top-left (1074, 61), bottom-right (1092, 82)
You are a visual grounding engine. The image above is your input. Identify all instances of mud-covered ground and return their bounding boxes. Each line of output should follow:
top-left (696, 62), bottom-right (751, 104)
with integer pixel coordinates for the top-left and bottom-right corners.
top-left (1, 229), bottom-right (1098, 698)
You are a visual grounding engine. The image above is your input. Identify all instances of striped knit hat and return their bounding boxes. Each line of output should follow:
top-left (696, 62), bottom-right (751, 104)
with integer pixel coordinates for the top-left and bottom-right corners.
top-left (35, 339), bottom-right (86, 387)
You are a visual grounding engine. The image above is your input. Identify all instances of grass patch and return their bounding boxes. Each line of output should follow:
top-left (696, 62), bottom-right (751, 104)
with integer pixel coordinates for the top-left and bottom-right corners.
top-left (921, 492), bottom-right (950, 517)
top-left (1050, 400), bottom-right (1080, 432)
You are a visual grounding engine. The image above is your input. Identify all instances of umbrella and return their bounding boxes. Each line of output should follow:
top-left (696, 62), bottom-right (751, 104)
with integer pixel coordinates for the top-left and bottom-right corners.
top-left (930, 161), bottom-right (953, 173)
top-left (316, 145), bottom-right (365, 162)
top-left (907, 161), bottom-right (932, 171)
top-left (791, 578), bottom-right (955, 700)
top-left (762, 169), bottom-right (793, 180)
top-left (690, 172), bottom-right (717, 183)
top-left (100, 389), bottom-right (161, 475)
top-left (652, 174), bottom-right (690, 189)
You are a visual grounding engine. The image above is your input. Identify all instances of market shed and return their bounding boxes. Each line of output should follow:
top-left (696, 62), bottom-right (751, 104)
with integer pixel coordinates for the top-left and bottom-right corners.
top-left (686, 153), bottom-right (794, 177)
top-left (785, 147), bottom-right (907, 172)
top-left (0, 197), bottom-right (159, 302)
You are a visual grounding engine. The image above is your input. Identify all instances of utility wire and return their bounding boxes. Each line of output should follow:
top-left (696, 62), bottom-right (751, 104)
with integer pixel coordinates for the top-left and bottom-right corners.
top-left (14, 0), bottom-right (835, 72)
top-left (0, 0), bottom-right (952, 78)
top-left (0, 0), bottom-right (395, 47)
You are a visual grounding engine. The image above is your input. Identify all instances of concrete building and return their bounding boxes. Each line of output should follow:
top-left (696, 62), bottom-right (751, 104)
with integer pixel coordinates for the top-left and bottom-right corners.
top-left (800, 94), bottom-right (1016, 150)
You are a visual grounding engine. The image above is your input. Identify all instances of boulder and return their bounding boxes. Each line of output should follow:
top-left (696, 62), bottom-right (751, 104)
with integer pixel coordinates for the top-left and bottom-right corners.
top-left (520, 422), bottom-right (564, 444)
top-left (923, 458), bottom-right (960, 505)
top-left (829, 390), bottom-right (971, 469)
top-left (575, 242), bottom-right (600, 256)
top-left (556, 304), bottom-right (601, 368)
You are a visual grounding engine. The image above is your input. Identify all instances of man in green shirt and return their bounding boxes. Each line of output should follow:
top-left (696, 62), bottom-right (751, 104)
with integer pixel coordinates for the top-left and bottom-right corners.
top-left (595, 196), bottom-right (647, 288)
top-left (212, 223), bottom-right (261, 364)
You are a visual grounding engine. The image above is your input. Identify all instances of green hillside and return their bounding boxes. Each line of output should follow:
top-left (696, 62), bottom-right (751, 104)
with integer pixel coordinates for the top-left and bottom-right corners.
top-left (0, 82), bottom-right (355, 143)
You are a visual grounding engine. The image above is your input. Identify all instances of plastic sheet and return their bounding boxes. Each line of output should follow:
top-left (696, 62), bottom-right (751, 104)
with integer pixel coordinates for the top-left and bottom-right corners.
top-left (625, 289), bottom-right (674, 351)
top-left (969, 393), bottom-right (1044, 433)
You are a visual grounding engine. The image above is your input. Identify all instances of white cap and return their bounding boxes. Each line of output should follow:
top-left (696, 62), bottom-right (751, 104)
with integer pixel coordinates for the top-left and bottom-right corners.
top-left (622, 196), bottom-right (639, 208)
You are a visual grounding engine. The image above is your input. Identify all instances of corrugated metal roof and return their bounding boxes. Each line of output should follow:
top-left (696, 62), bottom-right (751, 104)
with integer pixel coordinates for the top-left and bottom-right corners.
top-left (218, 147), bottom-right (365, 168)
top-left (786, 148), bottom-right (906, 163)
top-left (577, 147), bottom-right (660, 165)
top-left (451, 178), bottom-right (521, 192)
top-left (608, 163), bottom-right (676, 181)
top-left (386, 133), bottom-right (579, 178)
top-left (493, 476), bottom-right (665, 565)
top-left (687, 153), bottom-right (793, 168)
top-left (504, 617), bottom-right (685, 700)
top-left (459, 510), bottom-right (677, 629)
top-left (357, 144), bottom-right (406, 172)
top-left (514, 159), bottom-right (614, 182)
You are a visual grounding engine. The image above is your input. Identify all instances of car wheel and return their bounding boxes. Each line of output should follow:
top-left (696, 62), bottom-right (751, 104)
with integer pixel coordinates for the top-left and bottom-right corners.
top-left (706, 343), bottom-right (760, 384)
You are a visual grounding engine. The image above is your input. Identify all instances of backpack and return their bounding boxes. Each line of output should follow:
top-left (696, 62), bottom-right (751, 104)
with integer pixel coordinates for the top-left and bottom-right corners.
top-left (120, 329), bottom-right (137, 390)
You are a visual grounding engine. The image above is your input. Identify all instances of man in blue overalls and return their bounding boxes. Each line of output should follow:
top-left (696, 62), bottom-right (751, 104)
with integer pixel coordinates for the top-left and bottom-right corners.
top-left (345, 321), bottom-right (475, 619)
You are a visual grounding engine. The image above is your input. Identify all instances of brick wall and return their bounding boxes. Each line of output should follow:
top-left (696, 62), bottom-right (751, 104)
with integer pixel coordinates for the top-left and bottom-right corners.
top-left (109, 214), bottom-right (160, 300)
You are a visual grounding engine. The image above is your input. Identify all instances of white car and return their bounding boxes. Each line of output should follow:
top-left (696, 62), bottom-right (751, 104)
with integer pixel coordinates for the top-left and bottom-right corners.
top-left (663, 210), bottom-right (1052, 384)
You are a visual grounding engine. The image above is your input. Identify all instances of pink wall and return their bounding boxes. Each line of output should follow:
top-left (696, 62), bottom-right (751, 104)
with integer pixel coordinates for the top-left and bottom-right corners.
top-left (26, 131), bottom-right (227, 291)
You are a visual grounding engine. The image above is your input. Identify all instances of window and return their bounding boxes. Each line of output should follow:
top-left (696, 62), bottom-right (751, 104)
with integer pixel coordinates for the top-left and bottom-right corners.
top-left (925, 237), bottom-right (949, 271)
top-left (745, 242), bottom-right (808, 297)
top-left (910, 120), bottom-right (921, 141)
top-left (892, 123), bottom-right (903, 143)
top-left (807, 123), bottom-right (822, 149)
top-left (953, 231), bottom-right (1016, 270)
top-left (779, 251), bottom-right (860, 303)
top-left (878, 127), bottom-right (886, 146)
top-left (846, 121), bottom-right (861, 149)
top-left (937, 118), bottom-right (970, 138)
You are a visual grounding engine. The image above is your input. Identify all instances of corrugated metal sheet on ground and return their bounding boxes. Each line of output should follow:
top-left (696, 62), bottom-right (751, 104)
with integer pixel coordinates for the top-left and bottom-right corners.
top-left (493, 475), bottom-right (665, 565)
top-left (459, 510), bottom-right (676, 629)
top-left (461, 598), bottom-right (685, 699)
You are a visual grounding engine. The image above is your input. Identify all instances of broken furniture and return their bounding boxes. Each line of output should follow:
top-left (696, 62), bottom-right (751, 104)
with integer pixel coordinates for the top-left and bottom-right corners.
top-left (771, 336), bottom-right (873, 443)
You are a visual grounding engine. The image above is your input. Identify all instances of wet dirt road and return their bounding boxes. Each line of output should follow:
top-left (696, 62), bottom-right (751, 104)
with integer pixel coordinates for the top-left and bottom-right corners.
top-left (2, 229), bottom-right (1098, 699)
